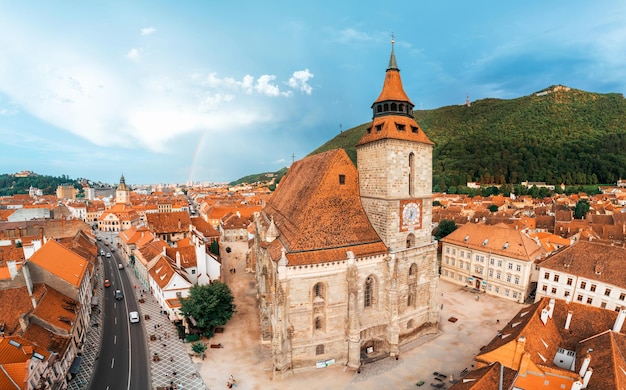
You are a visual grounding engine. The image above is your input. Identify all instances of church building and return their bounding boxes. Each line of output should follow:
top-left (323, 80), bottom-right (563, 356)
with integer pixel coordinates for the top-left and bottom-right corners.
top-left (251, 39), bottom-right (439, 376)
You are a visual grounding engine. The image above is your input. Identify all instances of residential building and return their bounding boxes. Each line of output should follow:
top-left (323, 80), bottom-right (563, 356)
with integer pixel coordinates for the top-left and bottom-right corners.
top-left (536, 240), bottom-right (626, 310)
top-left (454, 297), bottom-right (626, 389)
top-left (56, 184), bottom-right (76, 200)
top-left (440, 223), bottom-right (545, 302)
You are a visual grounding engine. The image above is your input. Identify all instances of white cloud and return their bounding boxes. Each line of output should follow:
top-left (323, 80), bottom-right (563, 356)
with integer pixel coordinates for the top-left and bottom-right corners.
top-left (127, 48), bottom-right (141, 61)
top-left (334, 28), bottom-right (374, 44)
top-left (288, 69), bottom-right (314, 94)
top-left (141, 27), bottom-right (156, 36)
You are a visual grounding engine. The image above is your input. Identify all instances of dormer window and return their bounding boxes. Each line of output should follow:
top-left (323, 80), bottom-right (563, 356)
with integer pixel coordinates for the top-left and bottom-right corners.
top-left (411, 126), bottom-right (418, 133)
top-left (366, 126), bottom-right (372, 134)
top-left (375, 124), bottom-right (383, 132)
top-left (396, 123), bottom-right (406, 131)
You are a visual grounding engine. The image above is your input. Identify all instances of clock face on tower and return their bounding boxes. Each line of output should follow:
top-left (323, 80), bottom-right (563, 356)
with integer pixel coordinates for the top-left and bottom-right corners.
top-left (400, 199), bottom-right (422, 231)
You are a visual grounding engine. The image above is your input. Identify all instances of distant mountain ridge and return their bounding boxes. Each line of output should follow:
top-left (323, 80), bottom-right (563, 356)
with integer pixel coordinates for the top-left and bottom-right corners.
top-left (304, 85), bottom-right (626, 191)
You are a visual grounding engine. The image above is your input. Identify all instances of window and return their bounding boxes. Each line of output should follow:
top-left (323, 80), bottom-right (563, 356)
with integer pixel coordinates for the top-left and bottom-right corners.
top-left (554, 275), bottom-right (559, 282)
top-left (508, 263), bottom-right (513, 270)
top-left (495, 287), bottom-right (500, 293)
top-left (313, 283), bottom-right (325, 300)
top-left (375, 124), bottom-right (383, 132)
top-left (564, 291), bottom-right (570, 297)
top-left (176, 292), bottom-right (182, 298)
top-left (406, 233), bottom-right (415, 248)
top-left (489, 269), bottom-right (493, 277)
top-left (590, 284), bottom-right (597, 292)
top-left (451, 259), bottom-right (456, 266)
top-left (506, 275), bottom-right (512, 283)
top-left (581, 281), bottom-right (587, 289)
top-left (513, 292), bottom-right (518, 299)
top-left (461, 250), bottom-right (465, 258)
top-left (409, 263), bottom-right (417, 276)
top-left (490, 258), bottom-right (495, 265)
top-left (551, 287), bottom-right (557, 294)
top-left (605, 288), bottom-right (612, 297)
top-left (577, 295), bottom-right (583, 302)
top-left (544, 272), bottom-right (550, 280)
top-left (407, 293), bottom-right (414, 307)
top-left (408, 153), bottom-right (415, 196)
top-left (587, 297), bottom-right (593, 304)
top-left (466, 263), bottom-right (470, 270)
top-left (496, 272), bottom-right (501, 280)
top-left (542, 285), bottom-right (548, 292)
top-left (458, 275), bottom-right (462, 281)
top-left (566, 278), bottom-right (573, 286)
top-left (339, 175), bottom-right (345, 185)
top-left (498, 260), bottom-right (502, 267)
top-left (364, 276), bottom-right (375, 308)
top-left (516, 265), bottom-right (521, 272)
top-left (316, 344), bottom-right (324, 355)
top-left (620, 293), bottom-right (625, 301)
top-left (601, 302), bottom-right (607, 309)
top-left (315, 317), bottom-right (323, 330)
top-left (396, 123), bottom-right (406, 131)
top-left (514, 276), bottom-right (520, 285)
top-left (459, 260), bottom-right (464, 269)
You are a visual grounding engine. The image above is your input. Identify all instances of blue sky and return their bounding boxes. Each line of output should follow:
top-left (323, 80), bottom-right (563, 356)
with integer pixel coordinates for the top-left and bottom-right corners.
top-left (2, 1), bottom-right (626, 185)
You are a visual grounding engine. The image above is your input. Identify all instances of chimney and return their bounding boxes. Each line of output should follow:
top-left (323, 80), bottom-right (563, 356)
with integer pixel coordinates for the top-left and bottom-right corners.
top-left (541, 308), bottom-right (550, 325)
top-left (579, 354), bottom-right (591, 377)
top-left (582, 368), bottom-right (593, 388)
top-left (18, 314), bottom-right (29, 332)
top-left (514, 336), bottom-right (526, 368)
top-left (565, 311), bottom-right (573, 330)
top-left (176, 251), bottom-right (181, 268)
top-left (571, 381), bottom-right (583, 390)
top-left (613, 309), bottom-right (626, 332)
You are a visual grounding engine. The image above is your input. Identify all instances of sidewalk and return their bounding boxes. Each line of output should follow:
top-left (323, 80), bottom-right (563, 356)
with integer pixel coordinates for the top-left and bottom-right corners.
top-left (124, 265), bottom-right (208, 390)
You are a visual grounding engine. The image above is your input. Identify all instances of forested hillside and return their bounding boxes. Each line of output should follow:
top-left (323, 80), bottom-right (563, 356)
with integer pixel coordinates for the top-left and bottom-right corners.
top-left (0, 173), bottom-right (81, 196)
top-left (310, 86), bottom-right (626, 191)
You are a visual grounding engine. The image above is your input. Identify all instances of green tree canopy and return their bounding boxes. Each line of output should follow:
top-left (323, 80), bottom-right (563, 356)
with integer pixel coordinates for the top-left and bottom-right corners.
top-left (435, 219), bottom-right (457, 241)
top-left (179, 282), bottom-right (236, 333)
top-left (574, 199), bottom-right (590, 219)
top-left (488, 204), bottom-right (499, 213)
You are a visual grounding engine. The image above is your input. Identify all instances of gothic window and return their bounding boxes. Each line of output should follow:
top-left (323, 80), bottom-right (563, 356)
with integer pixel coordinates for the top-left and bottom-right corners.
top-left (391, 102), bottom-right (398, 111)
top-left (409, 263), bottom-right (418, 277)
top-left (316, 344), bottom-right (324, 355)
top-left (408, 152), bottom-right (415, 196)
top-left (313, 282), bottom-right (325, 301)
top-left (406, 233), bottom-right (415, 248)
top-left (364, 276), bottom-right (376, 308)
top-left (383, 103), bottom-right (389, 111)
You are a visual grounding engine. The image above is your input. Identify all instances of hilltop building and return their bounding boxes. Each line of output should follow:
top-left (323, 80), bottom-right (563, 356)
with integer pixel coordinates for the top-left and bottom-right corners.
top-left (251, 39), bottom-right (439, 376)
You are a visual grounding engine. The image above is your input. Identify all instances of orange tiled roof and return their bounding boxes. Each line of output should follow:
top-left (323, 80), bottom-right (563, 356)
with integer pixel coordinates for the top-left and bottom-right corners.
top-left (191, 217), bottom-right (219, 237)
top-left (0, 284), bottom-right (46, 336)
top-left (146, 211), bottom-right (190, 234)
top-left (262, 149), bottom-right (387, 266)
top-left (166, 246), bottom-right (197, 268)
top-left (28, 239), bottom-right (88, 287)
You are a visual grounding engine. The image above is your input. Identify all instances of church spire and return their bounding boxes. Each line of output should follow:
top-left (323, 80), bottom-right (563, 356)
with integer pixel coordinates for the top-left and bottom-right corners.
top-left (387, 34), bottom-right (398, 71)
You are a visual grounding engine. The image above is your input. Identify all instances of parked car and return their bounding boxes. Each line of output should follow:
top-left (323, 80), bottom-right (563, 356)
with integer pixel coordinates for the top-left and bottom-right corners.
top-left (106, 253), bottom-right (111, 258)
top-left (100, 250), bottom-right (105, 256)
top-left (114, 290), bottom-right (123, 300)
top-left (118, 263), bottom-right (124, 270)
top-left (129, 311), bottom-right (140, 323)
top-left (104, 279), bottom-right (111, 288)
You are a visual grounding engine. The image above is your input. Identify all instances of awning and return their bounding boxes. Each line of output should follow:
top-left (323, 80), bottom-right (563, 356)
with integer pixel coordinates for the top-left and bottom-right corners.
top-left (69, 356), bottom-right (82, 374)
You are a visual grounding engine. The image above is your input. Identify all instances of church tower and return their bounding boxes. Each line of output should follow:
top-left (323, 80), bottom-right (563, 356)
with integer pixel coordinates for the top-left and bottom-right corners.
top-left (356, 38), bottom-right (434, 252)
top-left (115, 174), bottom-right (130, 205)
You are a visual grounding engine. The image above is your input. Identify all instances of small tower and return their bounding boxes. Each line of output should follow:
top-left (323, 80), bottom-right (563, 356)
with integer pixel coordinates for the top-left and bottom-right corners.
top-left (466, 92), bottom-right (471, 107)
top-left (115, 174), bottom-right (130, 205)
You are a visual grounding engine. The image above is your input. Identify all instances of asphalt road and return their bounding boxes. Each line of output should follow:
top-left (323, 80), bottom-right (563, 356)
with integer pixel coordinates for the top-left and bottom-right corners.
top-left (91, 241), bottom-right (150, 390)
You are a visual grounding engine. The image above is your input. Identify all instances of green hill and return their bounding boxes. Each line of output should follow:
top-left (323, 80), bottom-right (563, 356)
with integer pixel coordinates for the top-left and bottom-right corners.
top-left (237, 86), bottom-right (626, 190)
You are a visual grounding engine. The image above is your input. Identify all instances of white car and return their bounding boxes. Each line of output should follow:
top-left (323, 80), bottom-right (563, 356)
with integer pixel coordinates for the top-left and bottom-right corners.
top-left (106, 253), bottom-right (111, 258)
top-left (129, 311), bottom-right (140, 323)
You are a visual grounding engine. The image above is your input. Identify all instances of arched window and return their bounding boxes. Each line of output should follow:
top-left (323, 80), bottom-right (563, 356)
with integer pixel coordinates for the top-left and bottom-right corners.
top-left (407, 293), bottom-right (414, 307)
top-left (364, 276), bottom-right (376, 308)
top-left (408, 152), bottom-right (415, 196)
top-left (409, 263), bottom-right (418, 277)
top-left (316, 344), bottom-right (325, 355)
top-left (406, 233), bottom-right (415, 248)
top-left (391, 102), bottom-right (398, 112)
top-left (313, 282), bottom-right (325, 300)
top-left (407, 319), bottom-right (415, 329)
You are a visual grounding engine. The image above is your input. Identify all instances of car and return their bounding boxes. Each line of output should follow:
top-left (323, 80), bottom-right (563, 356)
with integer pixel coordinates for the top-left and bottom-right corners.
top-left (129, 311), bottom-right (140, 323)
top-left (106, 253), bottom-right (111, 258)
top-left (118, 263), bottom-right (124, 270)
top-left (114, 289), bottom-right (123, 300)
top-left (529, 289), bottom-right (537, 300)
top-left (104, 279), bottom-right (111, 288)
top-left (111, 247), bottom-right (116, 252)
top-left (97, 236), bottom-right (101, 241)
top-left (100, 250), bottom-right (105, 256)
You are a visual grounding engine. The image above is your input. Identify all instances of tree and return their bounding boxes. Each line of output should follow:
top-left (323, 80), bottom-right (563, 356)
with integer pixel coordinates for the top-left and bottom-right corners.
top-left (191, 341), bottom-right (207, 358)
top-left (179, 282), bottom-right (236, 335)
top-left (210, 240), bottom-right (220, 256)
top-left (434, 219), bottom-right (457, 241)
top-left (573, 199), bottom-right (590, 219)
top-left (488, 204), bottom-right (499, 213)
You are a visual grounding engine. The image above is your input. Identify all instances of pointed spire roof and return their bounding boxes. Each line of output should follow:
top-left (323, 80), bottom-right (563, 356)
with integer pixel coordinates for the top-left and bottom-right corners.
top-left (373, 37), bottom-right (412, 106)
top-left (357, 37), bottom-right (433, 147)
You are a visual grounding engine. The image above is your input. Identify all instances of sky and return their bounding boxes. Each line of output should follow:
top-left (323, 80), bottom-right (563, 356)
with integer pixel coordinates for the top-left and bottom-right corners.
top-left (2, 1), bottom-right (626, 185)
